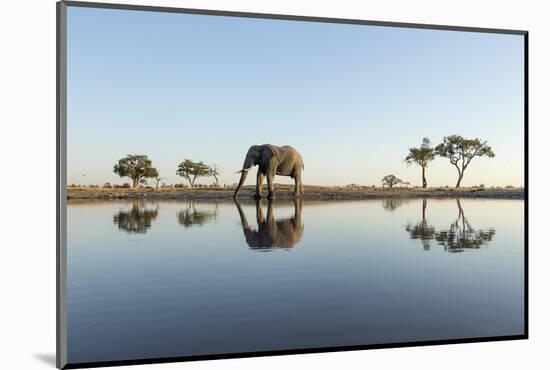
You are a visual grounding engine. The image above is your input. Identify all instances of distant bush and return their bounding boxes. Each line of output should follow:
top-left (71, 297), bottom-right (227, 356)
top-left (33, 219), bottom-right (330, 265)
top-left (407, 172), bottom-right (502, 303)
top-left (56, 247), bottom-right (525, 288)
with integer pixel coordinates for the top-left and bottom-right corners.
top-left (345, 184), bottom-right (373, 189)
top-left (103, 182), bottom-right (112, 189)
top-left (174, 183), bottom-right (188, 188)
top-left (381, 175), bottom-right (408, 188)
top-left (88, 184), bottom-right (99, 188)
top-left (122, 183), bottom-right (131, 188)
top-left (505, 185), bottom-right (515, 188)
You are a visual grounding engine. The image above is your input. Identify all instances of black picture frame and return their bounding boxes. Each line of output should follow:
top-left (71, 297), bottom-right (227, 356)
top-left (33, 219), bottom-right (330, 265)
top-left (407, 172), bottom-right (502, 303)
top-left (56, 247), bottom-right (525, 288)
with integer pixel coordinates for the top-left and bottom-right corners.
top-left (56, 1), bottom-right (529, 368)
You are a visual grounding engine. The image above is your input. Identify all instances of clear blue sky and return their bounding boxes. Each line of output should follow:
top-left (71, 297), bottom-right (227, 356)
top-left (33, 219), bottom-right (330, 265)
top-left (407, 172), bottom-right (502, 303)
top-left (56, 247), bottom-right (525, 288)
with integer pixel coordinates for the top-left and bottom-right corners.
top-left (67, 6), bottom-right (524, 187)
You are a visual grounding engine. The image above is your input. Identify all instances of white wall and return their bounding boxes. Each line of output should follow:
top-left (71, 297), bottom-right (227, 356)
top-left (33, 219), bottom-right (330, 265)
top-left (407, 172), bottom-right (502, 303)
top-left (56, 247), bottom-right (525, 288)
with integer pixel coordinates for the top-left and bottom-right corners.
top-left (1, 1), bottom-right (546, 369)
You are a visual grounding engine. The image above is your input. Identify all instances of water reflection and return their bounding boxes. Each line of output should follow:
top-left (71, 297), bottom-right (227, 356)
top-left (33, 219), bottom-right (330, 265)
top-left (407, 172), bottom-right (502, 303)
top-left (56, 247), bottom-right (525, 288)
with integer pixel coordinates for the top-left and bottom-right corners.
top-left (405, 199), bottom-right (435, 250)
top-left (234, 198), bottom-right (304, 251)
top-left (435, 200), bottom-right (496, 253)
top-left (382, 198), bottom-right (407, 211)
top-left (113, 202), bottom-right (159, 234)
top-left (406, 199), bottom-right (496, 252)
top-left (177, 203), bottom-right (218, 228)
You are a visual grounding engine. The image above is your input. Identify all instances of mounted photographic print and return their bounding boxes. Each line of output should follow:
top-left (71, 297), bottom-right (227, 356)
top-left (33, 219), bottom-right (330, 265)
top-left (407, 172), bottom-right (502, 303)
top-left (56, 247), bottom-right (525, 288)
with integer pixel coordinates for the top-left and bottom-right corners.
top-left (57, 1), bottom-right (528, 368)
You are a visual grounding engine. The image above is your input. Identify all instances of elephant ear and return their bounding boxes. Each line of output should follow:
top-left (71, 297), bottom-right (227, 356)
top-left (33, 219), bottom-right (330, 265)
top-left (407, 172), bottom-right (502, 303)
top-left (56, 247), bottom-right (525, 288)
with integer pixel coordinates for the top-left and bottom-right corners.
top-left (261, 145), bottom-right (276, 164)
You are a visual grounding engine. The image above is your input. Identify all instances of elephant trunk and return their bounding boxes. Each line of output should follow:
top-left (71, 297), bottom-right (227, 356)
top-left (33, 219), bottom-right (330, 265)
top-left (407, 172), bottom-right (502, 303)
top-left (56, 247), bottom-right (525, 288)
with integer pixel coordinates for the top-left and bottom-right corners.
top-left (234, 169), bottom-right (249, 198)
top-left (234, 199), bottom-right (250, 229)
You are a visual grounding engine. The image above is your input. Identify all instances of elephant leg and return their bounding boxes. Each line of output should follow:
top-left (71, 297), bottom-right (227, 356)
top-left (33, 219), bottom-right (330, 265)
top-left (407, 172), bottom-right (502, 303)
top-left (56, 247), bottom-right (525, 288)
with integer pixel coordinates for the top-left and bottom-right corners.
top-left (293, 171), bottom-right (302, 195)
top-left (255, 198), bottom-right (265, 225)
top-left (266, 172), bottom-right (275, 198)
top-left (294, 198), bottom-right (303, 227)
top-left (255, 170), bottom-right (265, 198)
top-left (266, 198), bottom-right (274, 225)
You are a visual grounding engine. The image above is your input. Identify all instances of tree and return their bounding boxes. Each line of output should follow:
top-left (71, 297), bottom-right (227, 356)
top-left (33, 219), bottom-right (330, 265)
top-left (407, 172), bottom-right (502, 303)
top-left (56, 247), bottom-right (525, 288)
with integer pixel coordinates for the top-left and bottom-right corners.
top-left (113, 154), bottom-right (159, 188)
top-left (405, 198), bottom-right (436, 250)
top-left (434, 199), bottom-right (496, 252)
top-left (176, 159), bottom-right (210, 188)
top-left (177, 203), bottom-right (218, 228)
top-left (434, 135), bottom-right (495, 188)
top-left (113, 202), bottom-right (159, 234)
top-left (208, 164), bottom-right (220, 187)
top-left (153, 176), bottom-right (165, 189)
top-left (405, 137), bottom-right (435, 188)
top-left (381, 174), bottom-right (407, 188)
top-left (382, 199), bottom-right (406, 211)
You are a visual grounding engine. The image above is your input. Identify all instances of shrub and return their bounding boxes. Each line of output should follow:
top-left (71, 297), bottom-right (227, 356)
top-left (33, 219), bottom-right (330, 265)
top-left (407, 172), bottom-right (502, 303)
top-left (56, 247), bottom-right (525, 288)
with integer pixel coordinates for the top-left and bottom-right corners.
top-left (103, 182), bottom-right (112, 188)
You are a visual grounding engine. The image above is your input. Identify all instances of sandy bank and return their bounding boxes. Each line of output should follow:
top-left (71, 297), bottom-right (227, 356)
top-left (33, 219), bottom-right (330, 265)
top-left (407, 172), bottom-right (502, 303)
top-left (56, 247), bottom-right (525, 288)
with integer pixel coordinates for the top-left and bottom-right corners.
top-left (66, 186), bottom-right (524, 201)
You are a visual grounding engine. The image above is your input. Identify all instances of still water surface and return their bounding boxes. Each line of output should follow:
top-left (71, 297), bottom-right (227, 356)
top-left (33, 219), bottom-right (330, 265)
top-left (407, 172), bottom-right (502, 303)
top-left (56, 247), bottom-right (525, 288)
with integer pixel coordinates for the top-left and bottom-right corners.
top-left (67, 198), bottom-right (524, 363)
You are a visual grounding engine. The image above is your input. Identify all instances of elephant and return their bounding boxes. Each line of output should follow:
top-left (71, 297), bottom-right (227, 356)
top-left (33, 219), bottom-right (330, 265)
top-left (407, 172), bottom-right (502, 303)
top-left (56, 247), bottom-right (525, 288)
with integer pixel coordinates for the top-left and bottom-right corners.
top-left (234, 198), bottom-right (304, 250)
top-left (234, 144), bottom-right (304, 198)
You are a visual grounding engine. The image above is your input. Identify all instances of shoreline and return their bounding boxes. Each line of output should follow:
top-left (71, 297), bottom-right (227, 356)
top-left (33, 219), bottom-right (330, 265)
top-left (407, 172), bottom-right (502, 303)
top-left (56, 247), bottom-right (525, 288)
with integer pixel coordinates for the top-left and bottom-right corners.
top-left (66, 186), bottom-right (524, 201)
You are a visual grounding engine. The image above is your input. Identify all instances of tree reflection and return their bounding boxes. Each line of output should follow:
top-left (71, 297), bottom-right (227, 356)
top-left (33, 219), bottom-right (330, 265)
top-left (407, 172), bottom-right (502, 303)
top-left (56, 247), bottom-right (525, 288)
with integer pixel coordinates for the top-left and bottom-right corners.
top-left (234, 198), bottom-right (304, 251)
top-left (405, 198), bottom-right (435, 250)
top-left (113, 202), bottom-right (159, 234)
top-left (382, 198), bottom-right (407, 211)
top-left (405, 199), bottom-right (495, 252)
top-left (177, 203), bottom-right (218, 228)
top-left (434, 199), bottom-right (496, 253)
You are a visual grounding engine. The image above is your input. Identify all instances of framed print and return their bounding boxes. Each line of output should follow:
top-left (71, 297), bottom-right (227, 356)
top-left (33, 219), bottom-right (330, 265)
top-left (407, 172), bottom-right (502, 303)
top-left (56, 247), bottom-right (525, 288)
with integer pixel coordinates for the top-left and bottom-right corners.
top-left (57, 1), bottom-right (528, 368)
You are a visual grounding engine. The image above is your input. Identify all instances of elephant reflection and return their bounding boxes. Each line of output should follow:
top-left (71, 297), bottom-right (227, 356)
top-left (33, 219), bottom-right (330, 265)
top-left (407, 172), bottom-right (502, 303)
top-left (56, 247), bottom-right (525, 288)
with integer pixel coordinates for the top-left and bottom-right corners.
top-left (113, 202), bottom-right (159, 234)
top-left (177, 203), bottom-right (218, 228)
top-left (435, 199), bottom-right (495, 253)
top-left (235, 198), bottom-right (304, 251)
top-left (406, 199), bottom-right (495, 252)
top-left (405, 198), bottom-right (435, 250)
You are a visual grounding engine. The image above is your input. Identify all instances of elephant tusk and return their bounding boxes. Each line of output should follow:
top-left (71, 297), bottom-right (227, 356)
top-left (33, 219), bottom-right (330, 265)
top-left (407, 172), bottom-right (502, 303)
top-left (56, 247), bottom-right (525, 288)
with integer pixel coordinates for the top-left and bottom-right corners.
top-left (234, 169), bottom-right (249, 174)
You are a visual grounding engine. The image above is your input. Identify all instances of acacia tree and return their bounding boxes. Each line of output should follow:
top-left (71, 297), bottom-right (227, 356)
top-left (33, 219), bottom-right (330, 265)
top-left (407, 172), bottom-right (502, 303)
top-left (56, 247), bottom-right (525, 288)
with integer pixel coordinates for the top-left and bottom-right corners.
top-left (382, 174), bottom-right (407, 188)
top-left (113, 202), bottom-right (159, 234)
top-left (208, 164), bottom-right (220, 187)
top-left (153, 176), bottom-right (165, 189)
top-left (176, 159), bottom-right (210, 188)
top-left (113, 154), bottom-right (159, 188)
top-left (435, 135), bottom-right (495, 188)
top-left (405, 137), bottom-right (435, 188)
